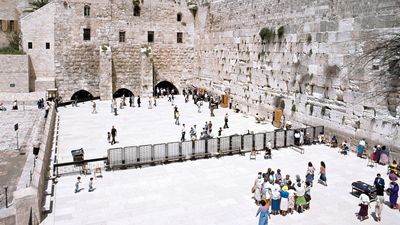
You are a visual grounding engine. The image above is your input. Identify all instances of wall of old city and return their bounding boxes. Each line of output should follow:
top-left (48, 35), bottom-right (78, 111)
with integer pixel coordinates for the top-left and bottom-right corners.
top-left (194, 0), bottom-right (400, 149)
top-left (53, 0), bottom-right (195, 99)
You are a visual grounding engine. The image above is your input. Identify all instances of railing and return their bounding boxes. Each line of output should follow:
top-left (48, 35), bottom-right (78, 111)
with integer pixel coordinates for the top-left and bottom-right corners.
top-left (53, 158), bottom-right (107, 177)
top-left (107, 126), bottom-right (324, 169)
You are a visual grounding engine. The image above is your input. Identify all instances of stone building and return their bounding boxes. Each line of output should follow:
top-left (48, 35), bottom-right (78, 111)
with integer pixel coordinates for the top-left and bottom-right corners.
top-left (3, 0), bottom-right (400, 147)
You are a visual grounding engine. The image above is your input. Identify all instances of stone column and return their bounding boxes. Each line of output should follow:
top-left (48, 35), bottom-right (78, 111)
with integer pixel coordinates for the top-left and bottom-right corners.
top-left (99, 45), bottom-right (113, 100)
top-left (140, 46), bottom-right (154, 97)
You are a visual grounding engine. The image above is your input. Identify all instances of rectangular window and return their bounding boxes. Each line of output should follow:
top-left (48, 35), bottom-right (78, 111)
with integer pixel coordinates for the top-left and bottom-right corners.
top-left (0, 20), bottom-right (2, 31)
top-left (28, 42), bottom-right (32, 49)
top-left (147, 31), bottom-right (154, 43)
top-left (177, 32), bottom-right (183, 43)
top-left (46, 42), bottom-right (50, 49)
top-left (119, 31), bottom-right (126, 42)
top-left (9, 20), bottom-right (14, 32)
top-left (83, 28), bottom-right (91, 41)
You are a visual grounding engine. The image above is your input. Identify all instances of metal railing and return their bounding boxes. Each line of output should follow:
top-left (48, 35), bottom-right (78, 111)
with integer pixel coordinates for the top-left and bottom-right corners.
top-left (107, 126), bottom-right (324, 169)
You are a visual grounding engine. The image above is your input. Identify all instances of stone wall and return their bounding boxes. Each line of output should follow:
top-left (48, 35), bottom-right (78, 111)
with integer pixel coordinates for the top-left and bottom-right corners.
top-left (0, 55), bottom-right (29, 93)
top-left (52, 0), bottom-right (195, 99)
top-left (21, 2), bottom-right (56, 92)
top-left (193, 0), bottom-right (400, 149)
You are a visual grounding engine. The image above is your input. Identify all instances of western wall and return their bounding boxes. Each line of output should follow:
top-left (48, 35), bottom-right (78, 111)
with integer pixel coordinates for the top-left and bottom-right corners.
top-left (193, 0), bottom-right (400, 150)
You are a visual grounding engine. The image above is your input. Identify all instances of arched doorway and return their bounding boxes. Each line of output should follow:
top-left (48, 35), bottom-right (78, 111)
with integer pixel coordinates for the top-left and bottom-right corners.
top-left (71, 90), bottom-right (94, 102)
top-left (154, 80), bottom-right (179, 96)
top-left (113, 88), bottom-right (133, 98)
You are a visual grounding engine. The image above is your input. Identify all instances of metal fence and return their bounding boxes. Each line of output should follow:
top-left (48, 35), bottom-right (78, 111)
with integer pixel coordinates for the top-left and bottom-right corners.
top-left (107, 126), bottom-right (324, 169)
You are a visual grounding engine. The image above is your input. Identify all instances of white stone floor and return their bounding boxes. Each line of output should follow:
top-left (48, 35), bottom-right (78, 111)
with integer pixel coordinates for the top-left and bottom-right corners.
top-left (43, 145), bottom-right (398, 225)
top-left (57, 96), bottom-right (276, 162)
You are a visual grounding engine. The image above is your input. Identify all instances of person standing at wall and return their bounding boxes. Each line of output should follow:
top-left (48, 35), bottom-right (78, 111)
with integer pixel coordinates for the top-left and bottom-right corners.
top-left (88, 177), bottom-right (95, 192)
top-left (181, 124), bottom-right (186, 142)
top-left (111, 126), bottom-right (117, 145)
top-left (137, 96), bottom-right (141, 107)
top-left (223, 113), bottom-right (229, 128)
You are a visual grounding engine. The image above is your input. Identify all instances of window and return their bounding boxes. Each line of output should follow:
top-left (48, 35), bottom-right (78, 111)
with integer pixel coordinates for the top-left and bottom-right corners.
top-left (83, 28), bottom-right (91, 41)
top-left (177, 32), bottom-right (183, 43)
top-left (0, 20), bottom-right (2, 31)
top-left (134, 5), bottom-right (140, 16)
top-left (28, 42), bottom-right (32, 49)
top-left (84, 5), bottom-right (90, 17)
top-left (119, 31), bottom-right (126, 42)
top-left (9, 20), bottom-right (14, 32)
top-left (147, 31), bottom-right (154, 43)
top-left (46, 42), bottom-right (50, 49)
top-left (177, 13), bottom-right (182, 22)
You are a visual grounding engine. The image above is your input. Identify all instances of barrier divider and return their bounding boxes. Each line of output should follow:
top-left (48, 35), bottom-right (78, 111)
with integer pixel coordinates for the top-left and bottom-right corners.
top-left (105, 126), bottom-right (324, 170)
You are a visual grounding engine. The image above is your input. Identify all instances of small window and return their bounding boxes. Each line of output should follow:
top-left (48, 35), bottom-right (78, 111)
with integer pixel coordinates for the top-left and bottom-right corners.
top-left (147, 31), bottom-right (154, 43)
top-left (83, 28), bottom-right (91, 41)
top-left (9, 20), bottom-right (14, 32)
top-left (177, 13), bottom-right (182, 22)
top-left (119, 31), bottom-right (126, 42)
top-left (0, 20), bottom-right (2, 31)
top-left (28, 42), bottom-right (32, 49)
top-left (84, 5), bottom-right (90, 17)
top-left (177, 32), bottom-right (183, 43)
top-left (46, 42), bottom-right (50, 49)
top-left (134, 5), bottom-right (140, 16)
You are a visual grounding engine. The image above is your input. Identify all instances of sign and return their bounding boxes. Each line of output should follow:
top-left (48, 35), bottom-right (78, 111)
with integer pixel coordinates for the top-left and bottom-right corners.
top-left (14, 123), bottom-right (18, 131)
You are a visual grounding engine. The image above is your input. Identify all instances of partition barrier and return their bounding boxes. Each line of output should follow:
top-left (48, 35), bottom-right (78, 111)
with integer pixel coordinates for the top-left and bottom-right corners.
top-left (106, 126), bottom-right (324, 169)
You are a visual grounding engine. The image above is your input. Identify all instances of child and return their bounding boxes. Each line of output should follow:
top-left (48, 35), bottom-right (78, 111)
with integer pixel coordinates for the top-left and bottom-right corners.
top-left (75, 176), bottom-right (82, 193)
top-left (107, 132), bottom-right (111, 143)
top-left (88, 177), bottom-right (95, 192)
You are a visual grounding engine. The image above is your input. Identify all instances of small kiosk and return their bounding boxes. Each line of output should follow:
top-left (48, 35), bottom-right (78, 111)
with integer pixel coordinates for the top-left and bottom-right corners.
top-left (46, 88), bottom-right (58, 101)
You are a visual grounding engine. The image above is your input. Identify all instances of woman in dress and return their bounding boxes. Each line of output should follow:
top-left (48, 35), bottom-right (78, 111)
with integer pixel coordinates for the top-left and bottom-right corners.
top-left (256, 200), bottom-right (271, 225)
top-left (295, 182), bottom-right (306, 213)
top-left (271, 183), bottom-right (281, 215)
top-left (389, 181), bottom-right (399, 209)
top-left (318, 161), bottom-right (327, 186)
top-left (287, 182), bottom-right (296, 214)
top-left (279, 186), bottom-right (289, 216)
top-left (305, 162), bottom-right (315, 186)
top-left (358, 193), bottom-right (370, 221)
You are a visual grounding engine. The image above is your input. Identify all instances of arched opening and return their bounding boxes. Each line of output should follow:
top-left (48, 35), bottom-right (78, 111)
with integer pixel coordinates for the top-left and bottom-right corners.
top-left (71, 90), bottom-right (94, 102)
top-left (113, 88), bottom-right (134, 98)
top-left (155, 80), bottom-right (179, 96)
top-left (84, 5), bottom-right (90, 17)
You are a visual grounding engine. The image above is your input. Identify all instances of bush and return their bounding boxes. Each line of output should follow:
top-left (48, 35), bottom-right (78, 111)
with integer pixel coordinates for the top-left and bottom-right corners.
top-left (259, 27), bottom-right (275, 44)
top-left (277, 26), bottom-right (285, 40)
top-left (0, 46), bottom-right (24, 55)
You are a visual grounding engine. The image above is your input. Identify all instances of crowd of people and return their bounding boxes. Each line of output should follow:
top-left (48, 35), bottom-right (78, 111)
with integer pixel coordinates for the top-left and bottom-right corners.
top-left (253, 162), bottom-right (327, 224)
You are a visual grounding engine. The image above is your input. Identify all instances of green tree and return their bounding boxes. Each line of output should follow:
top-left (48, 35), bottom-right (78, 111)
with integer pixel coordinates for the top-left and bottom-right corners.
top-left (30, 0), bottom-right (49, 10)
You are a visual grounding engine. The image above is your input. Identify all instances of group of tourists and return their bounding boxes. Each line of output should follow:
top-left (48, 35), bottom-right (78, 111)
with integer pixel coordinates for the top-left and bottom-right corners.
top-left (253, 162), bottom-right (327, 224)
top-left (357, 172), bottom-right (399, 221)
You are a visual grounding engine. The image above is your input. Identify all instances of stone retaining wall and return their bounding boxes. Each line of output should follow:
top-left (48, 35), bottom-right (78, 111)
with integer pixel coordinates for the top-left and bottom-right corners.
top-left (0, 55), bottom-right (29, 93)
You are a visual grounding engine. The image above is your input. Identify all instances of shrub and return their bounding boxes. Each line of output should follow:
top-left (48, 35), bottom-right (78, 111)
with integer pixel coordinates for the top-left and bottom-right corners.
top-left (277, 26), bottom-right (285, 40)
top-left (259, 27), bottom-right (275, 44)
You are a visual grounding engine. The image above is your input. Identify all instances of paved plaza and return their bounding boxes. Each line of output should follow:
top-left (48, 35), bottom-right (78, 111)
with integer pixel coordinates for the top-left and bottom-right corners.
top-left (43, 145), bottom-right (397, 225)
top-left (56, 96), bottom-right (276, 162)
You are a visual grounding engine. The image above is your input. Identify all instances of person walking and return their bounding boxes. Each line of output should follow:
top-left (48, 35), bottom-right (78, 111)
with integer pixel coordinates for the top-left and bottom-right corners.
top-left (111, 126), bottom-right (117, 145)
top-left (358, 193), bottom-right (370, 221)
top-left (256, 200), bottom-right (271, 225)
top-left (218, 127), bottom-right (222, 136)
top-left (223, 113), bottom-right (229, 129)
top-left (137, 96), bottom-right (141, 107)
top-left (91, 101), bottom-right (97, 114)
top-left (305, 162), bottom-right (315, 187)
top-left (175, 110), bottom-right (180, 125)
top-left (375, 194), bottom-right (384, 222)
top-left (181, 124), bottom-right (186, 142)
top-left (318, 161), bottom-right (327, 186)
top-left (88, 177), bottom-right (95, 192)
top-left (44, 102), bottom-right (50, 118)
top-left (75, 176), bottom-right (82, 193)
top-left (113, 99), bottom-right (118, 116)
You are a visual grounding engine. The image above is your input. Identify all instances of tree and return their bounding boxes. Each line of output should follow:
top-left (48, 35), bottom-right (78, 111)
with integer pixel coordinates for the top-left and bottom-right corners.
top-left (30, 0), bottom-right (49, 10)
top-left (352, 32), bottom-right (400, 117)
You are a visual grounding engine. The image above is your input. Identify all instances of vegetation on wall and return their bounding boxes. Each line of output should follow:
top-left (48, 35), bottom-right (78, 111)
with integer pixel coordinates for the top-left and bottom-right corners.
top-left (30, 0), bottom-right (49, 10)
top-left (0, 31), bottom-right (24, 55)
top-left (132, 0), bottom-right (140, 6)
top-left (259, 27), bottom-right (275, 44)
top-left (277, 26), bottom-right (285, 40)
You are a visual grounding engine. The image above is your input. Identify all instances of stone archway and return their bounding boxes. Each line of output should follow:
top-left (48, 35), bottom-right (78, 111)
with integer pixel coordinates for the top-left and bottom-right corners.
top-left (113, 88), bottom-right (134, 98)
top-left (154, 80), bottom-right (179, 95)
top-left (71, 90), bottom-right (94, 102)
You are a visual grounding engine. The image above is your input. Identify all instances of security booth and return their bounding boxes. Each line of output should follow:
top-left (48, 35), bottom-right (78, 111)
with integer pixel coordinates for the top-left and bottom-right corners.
top-left (46, 88), bottom-right (58, 101)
